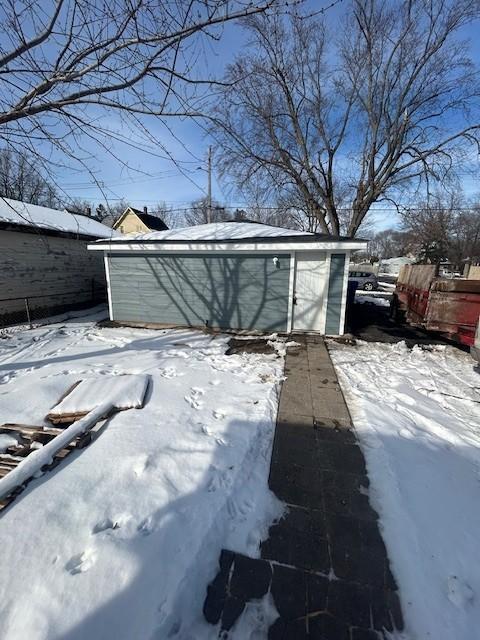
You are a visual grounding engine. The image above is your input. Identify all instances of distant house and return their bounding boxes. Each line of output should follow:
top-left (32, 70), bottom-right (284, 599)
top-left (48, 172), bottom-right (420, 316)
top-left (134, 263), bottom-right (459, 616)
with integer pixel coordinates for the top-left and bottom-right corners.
top-left (0, 198), bottom-right (117, 326)
top-left (113, 207), bottom-right (168, 234)
top-left (379, 256), bottom-right (415, 276)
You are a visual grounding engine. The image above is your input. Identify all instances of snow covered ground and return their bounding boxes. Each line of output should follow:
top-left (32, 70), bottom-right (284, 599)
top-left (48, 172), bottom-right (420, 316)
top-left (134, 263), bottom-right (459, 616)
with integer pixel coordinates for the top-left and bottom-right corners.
top-left (0, 310), bottom-right (285, 640)
top-left (354, 290), bottom-right (392, 307)
top-left (329, 339), bottom-right (480, 640)
top-left (378, 280), bottom-right (397, 290)
top-left (354, 279), bottom-right (394, 309)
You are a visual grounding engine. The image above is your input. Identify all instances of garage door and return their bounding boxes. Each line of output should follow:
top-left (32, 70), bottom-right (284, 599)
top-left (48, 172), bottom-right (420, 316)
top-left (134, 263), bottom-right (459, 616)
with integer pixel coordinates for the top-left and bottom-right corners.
top-left (108, 253), bottom-right (290, 331)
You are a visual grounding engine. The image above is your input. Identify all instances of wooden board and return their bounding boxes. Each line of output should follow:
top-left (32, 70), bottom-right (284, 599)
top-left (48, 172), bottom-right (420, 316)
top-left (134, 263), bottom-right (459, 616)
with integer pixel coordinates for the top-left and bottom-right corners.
top-left (45, 381), bottom-right (85, 424)
top-left (0, 422), bottom-right (100, 513)
top-left (0, 374), bottom-right (149, 513)
top-left (1, 423), bottom-right (63, 437)
top-left (46, 375), bottom-right (149, 425)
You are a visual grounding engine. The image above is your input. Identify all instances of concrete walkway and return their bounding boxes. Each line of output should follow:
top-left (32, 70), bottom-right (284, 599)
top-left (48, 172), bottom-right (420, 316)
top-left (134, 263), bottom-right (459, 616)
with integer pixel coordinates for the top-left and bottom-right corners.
top-left (204, 336), bottom-right (404, 639)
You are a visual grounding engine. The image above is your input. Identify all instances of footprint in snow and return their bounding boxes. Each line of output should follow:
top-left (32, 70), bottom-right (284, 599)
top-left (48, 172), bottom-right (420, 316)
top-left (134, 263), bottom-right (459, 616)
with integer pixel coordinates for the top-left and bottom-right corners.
top-left (184, 387), bottom-right (205, 410)
top-left (213, 409), bottom-right (227, 420)
top-left (159, 366), bottom-right (183, 379)
top-left (0, 371), bottom-right (20, 385)
top-left (199, 424), bottom-right (227, 446)
top-left (92, 517), bottom-right (120, 534)
top-left (138, 516), bottom-right (154, 536)
top-left (191, 386), bottom-right (205, 397)
top-left (65, 549), bottom-right (96, 575)
top-left (133, 453), bottom-right (156, 477)
top-left (207, 465), bottom-right (234, 492)
top-left (398, 428), bottom-right (415, 439)
top-left (184, 395), bottom-right (202, 410)
top-left (168, 349), bottom-right (190, 359)
top-left (447, 575), bottom-right (475, 608)
top-left (200, 424), bottom-right (212, 436)
top-left (227, 496), bottom-right (253, 520)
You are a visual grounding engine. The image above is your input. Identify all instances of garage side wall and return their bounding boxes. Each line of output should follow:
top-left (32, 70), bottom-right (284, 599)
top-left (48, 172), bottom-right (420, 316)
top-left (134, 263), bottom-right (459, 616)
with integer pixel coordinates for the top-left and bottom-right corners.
top-left (0, 230), bottom-right (106, 325)
top-left (325, 253), bottom-right (347, 335)
top-left (107, 253), bottom-right (290, 332)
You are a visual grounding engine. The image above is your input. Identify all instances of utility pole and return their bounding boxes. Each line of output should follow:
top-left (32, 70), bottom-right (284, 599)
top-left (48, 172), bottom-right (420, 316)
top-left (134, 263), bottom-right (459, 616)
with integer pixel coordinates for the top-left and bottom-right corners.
top-left (207, 145), bottom-right (212, 224)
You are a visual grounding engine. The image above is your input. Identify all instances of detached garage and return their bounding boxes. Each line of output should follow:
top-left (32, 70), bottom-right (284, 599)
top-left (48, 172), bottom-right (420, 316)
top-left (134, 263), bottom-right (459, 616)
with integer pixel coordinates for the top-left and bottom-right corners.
top-left (0, 197), bottom-right (116, 326)
top-left (89, 222), bottom-right (367, 335)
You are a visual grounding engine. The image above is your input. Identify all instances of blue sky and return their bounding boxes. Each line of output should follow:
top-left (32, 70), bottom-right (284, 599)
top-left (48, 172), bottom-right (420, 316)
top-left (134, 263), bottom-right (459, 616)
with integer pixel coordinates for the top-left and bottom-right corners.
top-left (53, 17), bottom-right (251, 214)
top-left (39, 3), bottom-right (480, 228)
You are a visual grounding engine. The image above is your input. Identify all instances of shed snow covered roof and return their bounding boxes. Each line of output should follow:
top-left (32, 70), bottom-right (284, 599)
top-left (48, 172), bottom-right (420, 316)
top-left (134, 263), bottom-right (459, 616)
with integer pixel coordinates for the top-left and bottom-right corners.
top-left (0, 198), bottom-right (118, 239)
top-left (101, 221), bottom-right (364, 244)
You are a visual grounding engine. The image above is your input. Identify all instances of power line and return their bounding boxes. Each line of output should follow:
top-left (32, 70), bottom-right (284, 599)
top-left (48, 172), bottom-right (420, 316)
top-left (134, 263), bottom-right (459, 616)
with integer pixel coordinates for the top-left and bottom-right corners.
top-left (58, 169), bottom-right (205, 190)
top-left (55, 197), bottom-right (480, 213)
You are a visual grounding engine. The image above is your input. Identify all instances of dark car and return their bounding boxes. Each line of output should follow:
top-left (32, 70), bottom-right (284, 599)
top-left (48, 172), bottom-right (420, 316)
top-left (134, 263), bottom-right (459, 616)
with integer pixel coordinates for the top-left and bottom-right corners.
top-left (348, 270), bottom-right (378, 291)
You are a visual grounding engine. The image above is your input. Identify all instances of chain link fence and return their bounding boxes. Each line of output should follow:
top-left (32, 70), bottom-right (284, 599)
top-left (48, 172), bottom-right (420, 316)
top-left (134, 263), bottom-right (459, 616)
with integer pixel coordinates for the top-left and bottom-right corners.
top-left (0, 280), bottom-right (107, 329)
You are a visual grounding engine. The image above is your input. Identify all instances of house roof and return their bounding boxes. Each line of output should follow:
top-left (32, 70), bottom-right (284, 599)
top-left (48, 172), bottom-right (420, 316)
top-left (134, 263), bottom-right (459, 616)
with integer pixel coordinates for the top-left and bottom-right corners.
top-left (0, 198), bottom-right (118, 239)
top-left (129, 209), bottom-right (168, 231)
top-left (102, 221), bottom-right (365, 244)
top-left (114, 207), bottom-right (168, 232)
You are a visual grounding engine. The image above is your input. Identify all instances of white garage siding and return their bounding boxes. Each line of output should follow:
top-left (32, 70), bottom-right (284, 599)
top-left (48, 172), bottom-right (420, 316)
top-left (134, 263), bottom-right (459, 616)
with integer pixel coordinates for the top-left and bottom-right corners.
top-left (0, 229), bottom-right (106, 324)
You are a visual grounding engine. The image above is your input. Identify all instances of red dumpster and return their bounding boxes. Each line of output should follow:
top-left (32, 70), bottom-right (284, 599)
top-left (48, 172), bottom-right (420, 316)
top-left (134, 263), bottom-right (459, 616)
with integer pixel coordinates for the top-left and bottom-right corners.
top-left (392, 265), bottom-right (480, 347)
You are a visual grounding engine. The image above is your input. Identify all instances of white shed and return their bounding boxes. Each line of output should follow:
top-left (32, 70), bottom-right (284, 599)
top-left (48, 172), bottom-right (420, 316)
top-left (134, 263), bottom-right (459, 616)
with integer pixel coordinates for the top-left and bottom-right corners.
top-left (89, 222), bottom-right (367, 335)
top-left (0, 198), bottom-right (117, 325)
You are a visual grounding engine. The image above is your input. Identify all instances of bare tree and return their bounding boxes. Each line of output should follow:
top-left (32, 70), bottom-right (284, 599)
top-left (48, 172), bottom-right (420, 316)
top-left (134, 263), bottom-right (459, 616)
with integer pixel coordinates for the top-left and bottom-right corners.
top-left (233, 203), bottom-right (300, 228)
top-left (400, 193), bottom-right (480, 266)
top-left (184, 197), bottom-right (230, 225)
top-left (213, 1), bottom-right (480, 236)
top-left (152, 203), bottom-right (184, 229)
top-left (453, 208), bottom-right (480, 265)
top-left (368, 228), bottom-right (412, 260)
top-left (0, 0), bottom-right (277, 186)
top-left (65, 198), bottom-right (129, 224)
top-left (275, 192), bottom-right (327, 232)
top-left (66, 198), bottom-right (94, 216)
top-left (0, 149), bottom-right (59, 207)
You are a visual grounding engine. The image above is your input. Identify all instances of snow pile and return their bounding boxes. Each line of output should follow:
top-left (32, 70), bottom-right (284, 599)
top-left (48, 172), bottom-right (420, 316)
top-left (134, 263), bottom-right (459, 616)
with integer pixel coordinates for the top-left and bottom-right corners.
top-left (0, 197), bottom-right (118, 239)
top-left (329, 339), bottom-right (480, 640)
top-left (107, 221), bottom-right (312, 242)
top-left (0, 433), bottom-right (18, 453)
top-left (0, 316), bottom-right (284, 639)
top-left (378, 280), bottom-right (396, 290)
top-left (229, 593), bottom-right (278, 639)
top-left (49, 373), bottom-right (150, 416)
top-left (354, 291), bottom-right (391, 307)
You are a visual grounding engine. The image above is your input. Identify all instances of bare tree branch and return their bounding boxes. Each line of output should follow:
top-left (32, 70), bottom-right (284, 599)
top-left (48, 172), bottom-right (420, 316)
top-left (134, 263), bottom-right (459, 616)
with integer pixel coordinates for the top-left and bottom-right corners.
top-left (0, 0), bottom-right (279, 178)
top-left (212, 1), bottom-right (480, 236)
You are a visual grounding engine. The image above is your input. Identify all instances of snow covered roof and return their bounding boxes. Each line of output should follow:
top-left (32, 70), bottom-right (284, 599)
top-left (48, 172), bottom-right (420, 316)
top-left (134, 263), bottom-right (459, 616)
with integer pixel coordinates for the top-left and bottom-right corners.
top-left (380, 256), bottom-right (415, 265)
top-left (0, 198), bottom-right (118, 239)
top-left (103, 221), bottom-right (362, 243)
